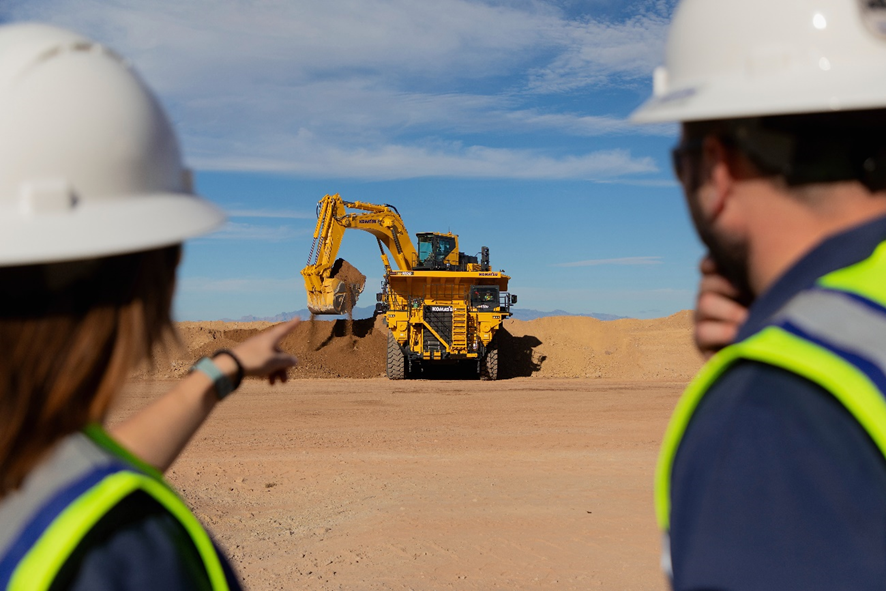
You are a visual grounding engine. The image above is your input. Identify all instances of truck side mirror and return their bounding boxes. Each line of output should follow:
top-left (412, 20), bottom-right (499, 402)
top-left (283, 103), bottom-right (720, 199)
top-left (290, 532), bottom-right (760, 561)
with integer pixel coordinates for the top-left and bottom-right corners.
top-left (376, 292), bottom-right (383, 302)
top-left (510, 294), bottom-right (518, 304)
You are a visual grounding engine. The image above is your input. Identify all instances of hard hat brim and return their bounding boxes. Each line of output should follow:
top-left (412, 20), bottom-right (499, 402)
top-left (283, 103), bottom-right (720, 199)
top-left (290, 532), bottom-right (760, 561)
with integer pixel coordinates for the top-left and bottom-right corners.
top-left (0, 193), bottom-right (226, 266)
top-left (632, 66), bottom-right (886, 124)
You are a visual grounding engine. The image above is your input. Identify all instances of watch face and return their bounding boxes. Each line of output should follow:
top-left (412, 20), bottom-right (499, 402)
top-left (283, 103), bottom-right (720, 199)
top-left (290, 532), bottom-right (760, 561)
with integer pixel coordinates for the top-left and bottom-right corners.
top-left (193, 357), bottom-right (235, 399)
top-left (860, 0), bottom-right (886, 39)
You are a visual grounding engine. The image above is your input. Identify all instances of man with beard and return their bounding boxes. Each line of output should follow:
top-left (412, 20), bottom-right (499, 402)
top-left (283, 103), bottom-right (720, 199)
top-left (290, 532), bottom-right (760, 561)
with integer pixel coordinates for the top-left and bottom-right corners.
top-left (632, 1), bottom-right (886, 589)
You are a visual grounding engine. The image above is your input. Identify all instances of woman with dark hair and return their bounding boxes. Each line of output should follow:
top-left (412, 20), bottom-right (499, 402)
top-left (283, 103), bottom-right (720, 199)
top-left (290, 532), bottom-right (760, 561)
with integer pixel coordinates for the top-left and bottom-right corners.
top-left (0, 23), bottom-right (298, 590)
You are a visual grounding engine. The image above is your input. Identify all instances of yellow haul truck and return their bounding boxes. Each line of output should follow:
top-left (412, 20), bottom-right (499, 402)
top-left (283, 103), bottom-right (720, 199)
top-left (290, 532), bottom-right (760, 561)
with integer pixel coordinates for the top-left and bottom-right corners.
top-left (301, 193), bottom-right (516, 380)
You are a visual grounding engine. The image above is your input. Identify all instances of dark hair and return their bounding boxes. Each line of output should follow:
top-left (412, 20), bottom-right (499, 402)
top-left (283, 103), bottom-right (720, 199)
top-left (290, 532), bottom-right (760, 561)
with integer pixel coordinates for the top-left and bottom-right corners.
top-left (683, 109), bottom-right (886, 191)
top-left (0, 245), bottom-right (180, 495)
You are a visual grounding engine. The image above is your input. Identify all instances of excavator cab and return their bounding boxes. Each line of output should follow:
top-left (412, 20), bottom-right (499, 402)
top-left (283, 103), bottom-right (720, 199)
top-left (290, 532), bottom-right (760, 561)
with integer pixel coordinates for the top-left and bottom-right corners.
top-left (415, 233), bottom-right (458, 270)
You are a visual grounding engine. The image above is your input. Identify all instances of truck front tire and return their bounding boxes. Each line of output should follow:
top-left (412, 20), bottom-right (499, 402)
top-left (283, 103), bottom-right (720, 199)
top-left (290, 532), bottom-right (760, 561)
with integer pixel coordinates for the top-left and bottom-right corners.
top-left (480, 340), bottom-right (499, 381)
top-left (386, 332), bottom-right (406, 380)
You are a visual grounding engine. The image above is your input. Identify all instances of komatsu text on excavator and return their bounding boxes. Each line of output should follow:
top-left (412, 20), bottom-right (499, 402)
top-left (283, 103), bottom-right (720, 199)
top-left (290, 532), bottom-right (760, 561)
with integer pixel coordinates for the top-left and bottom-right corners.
top-left (301, 193), bottom-right (516, 380)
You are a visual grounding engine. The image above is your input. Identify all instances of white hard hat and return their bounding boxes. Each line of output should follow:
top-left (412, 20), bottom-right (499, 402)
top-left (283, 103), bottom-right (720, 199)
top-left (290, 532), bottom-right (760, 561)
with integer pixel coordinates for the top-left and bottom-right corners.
top-left (632, 0), bottom-right (886, 123)
top-left (0, 23), bottom-right (224, 266)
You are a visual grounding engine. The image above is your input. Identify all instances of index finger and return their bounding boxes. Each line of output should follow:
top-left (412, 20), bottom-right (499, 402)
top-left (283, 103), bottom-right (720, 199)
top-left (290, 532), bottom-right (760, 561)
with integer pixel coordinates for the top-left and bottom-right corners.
top-left (698, 272), bottom-right (743, 299)
top-left (264, 318), bottom-right (301, 342)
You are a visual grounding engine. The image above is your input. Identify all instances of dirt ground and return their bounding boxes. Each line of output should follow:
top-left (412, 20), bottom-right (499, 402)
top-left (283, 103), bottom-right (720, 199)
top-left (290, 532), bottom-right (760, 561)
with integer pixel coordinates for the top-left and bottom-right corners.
top-left (114, 313), bottom-right (702, 589)
top-left (111, 378), bottom-right (684, 591)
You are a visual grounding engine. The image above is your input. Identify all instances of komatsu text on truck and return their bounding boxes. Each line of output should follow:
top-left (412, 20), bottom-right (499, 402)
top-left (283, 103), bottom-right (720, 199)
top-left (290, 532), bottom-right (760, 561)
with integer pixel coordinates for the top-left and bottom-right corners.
top-left (301, 194), bottom-right (516, 380)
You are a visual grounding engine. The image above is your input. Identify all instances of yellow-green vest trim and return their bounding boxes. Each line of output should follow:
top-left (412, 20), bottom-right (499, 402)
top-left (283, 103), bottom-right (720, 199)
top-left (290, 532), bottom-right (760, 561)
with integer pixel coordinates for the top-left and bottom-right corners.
top-left (0, 425), bottom-right (231, 591)
top-left (656, 240), bottom-right (886, 533)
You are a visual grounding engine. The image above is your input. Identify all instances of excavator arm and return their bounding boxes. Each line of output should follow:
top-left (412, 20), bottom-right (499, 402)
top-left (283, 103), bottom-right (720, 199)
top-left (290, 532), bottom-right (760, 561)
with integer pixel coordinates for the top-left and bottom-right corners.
top-left (301, 193), bottom-right (418, 314)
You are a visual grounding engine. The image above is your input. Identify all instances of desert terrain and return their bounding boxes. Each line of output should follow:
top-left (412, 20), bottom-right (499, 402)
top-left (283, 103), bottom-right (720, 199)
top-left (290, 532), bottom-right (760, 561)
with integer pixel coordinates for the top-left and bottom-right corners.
top-left (114, 312), bottom-right (703, 590)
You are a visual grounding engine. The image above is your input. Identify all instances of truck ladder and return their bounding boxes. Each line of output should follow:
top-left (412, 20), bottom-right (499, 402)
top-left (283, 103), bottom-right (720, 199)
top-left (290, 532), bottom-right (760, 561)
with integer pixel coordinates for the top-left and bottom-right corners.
top-left (451, 305), bottom-right (468, 352)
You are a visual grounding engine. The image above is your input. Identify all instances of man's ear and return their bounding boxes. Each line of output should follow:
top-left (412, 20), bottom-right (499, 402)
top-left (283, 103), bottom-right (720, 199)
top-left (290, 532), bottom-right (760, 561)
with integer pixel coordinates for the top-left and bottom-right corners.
top-left (700, 136), bottom-right (736, 220)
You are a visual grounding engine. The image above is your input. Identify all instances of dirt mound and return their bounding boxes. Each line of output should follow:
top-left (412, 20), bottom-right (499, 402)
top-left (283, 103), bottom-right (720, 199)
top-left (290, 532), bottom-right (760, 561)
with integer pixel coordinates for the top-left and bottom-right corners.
top-left (278, 315), bottom-right (386, 378)
top-left (134, 315), bottom-right (388, 380)
top-left (133, 311), bottom-right (703, 381)
top-left (499, 310), bottom-right (703, 380)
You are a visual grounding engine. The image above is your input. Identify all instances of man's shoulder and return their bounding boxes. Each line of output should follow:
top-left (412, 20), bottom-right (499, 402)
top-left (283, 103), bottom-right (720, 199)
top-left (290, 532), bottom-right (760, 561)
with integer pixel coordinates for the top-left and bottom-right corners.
top-left (694, 359), bottom-right (831, 422)
top-left (670, 360), bottom-right (886, 589)
top-left (683, 358), bottom-right (886, 467)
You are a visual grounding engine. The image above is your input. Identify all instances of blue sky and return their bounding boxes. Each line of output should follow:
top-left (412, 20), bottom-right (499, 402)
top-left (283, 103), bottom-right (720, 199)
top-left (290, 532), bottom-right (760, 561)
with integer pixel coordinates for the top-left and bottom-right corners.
top-left (2, 0), bottom-right (704, 320)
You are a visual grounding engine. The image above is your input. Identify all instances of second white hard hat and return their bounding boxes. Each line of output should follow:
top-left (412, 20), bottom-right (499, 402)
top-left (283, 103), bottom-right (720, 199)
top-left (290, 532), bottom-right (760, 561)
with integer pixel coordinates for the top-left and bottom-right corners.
top-left (632, 0), bottom-right (886, 123)
top-left (0, 23), bottom-right (224, 267)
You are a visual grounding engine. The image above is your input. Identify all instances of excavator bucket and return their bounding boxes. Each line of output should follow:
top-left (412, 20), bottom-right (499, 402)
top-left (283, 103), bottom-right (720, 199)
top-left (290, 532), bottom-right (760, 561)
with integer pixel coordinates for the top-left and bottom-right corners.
top-left (306, 277), bottom-right (362, 315)
top-left (304, 259), bottom-right (367, 315)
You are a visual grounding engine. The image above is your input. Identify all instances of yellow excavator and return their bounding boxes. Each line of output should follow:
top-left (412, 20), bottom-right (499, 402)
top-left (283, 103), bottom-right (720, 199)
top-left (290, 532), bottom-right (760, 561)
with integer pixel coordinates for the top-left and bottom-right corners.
top-left (301, 193), bottom-right (516, 380)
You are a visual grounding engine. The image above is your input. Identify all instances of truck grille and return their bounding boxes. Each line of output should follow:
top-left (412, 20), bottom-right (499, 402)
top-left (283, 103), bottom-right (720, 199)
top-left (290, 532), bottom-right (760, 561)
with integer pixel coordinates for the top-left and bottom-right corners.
top-left (423, 306), bottom-right (452, 348)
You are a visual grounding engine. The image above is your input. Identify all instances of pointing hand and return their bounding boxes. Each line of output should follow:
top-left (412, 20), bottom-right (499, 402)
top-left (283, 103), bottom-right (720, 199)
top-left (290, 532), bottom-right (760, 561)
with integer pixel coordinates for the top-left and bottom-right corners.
top-left (230, 319), bottom-right (300, 384)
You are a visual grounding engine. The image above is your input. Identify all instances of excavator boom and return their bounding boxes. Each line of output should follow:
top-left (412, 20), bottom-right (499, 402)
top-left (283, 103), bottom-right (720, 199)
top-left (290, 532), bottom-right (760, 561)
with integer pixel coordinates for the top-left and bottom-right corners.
top-left (301, 194), bottom-right (418, 314)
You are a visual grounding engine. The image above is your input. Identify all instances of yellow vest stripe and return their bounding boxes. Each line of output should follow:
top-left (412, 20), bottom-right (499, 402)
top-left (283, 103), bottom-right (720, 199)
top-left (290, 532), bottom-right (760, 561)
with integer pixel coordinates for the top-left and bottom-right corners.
top-left (83, 424), bottom-right (165, 482)
top-left (818, 241), bottom-right (886, 307)
top-left (656, 325), bottom-right (886, 531)
top-left (7, 428), bottom-right (230, 591)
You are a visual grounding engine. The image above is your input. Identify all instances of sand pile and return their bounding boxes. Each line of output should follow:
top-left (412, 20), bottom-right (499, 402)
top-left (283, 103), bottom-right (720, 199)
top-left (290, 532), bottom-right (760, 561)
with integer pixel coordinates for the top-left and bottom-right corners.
top-left (279, 315), bottom-right (386, 378)
top-left (133, 311), bottom-right (703, 381)
top-left (499, 311), bottom-right (703, 380)
top-left (134, 315), bottom-right (388, 381)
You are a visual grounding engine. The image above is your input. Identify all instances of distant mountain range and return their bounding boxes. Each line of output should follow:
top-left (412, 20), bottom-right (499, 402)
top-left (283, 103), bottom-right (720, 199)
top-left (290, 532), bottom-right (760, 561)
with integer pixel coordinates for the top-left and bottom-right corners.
top-left (509, 309), bottom-right (626, 321)
top-left (223, 307), bottom-right (627, 322)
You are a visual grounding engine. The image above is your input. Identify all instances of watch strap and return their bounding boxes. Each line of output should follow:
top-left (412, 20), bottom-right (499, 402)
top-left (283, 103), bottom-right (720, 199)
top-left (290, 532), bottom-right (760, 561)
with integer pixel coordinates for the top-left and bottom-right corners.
top-left (190, 357), bottom-right (235, 400)
top-left (212, 349), bottom-right (244, 390)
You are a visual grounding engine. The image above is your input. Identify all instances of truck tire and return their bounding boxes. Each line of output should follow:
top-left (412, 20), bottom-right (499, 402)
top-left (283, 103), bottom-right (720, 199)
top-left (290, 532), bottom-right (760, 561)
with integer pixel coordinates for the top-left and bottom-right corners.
top-left (386, 332), bottom-right (406, 380)
top-left (480, 340), bottom-right (499, 381)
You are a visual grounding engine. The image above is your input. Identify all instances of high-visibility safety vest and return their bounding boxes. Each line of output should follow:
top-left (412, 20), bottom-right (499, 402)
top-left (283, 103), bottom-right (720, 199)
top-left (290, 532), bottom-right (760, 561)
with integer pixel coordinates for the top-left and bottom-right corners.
top-left (0, 425), bottom-right (231, 591)
top-left (656, 240), bottom-right (886, 575)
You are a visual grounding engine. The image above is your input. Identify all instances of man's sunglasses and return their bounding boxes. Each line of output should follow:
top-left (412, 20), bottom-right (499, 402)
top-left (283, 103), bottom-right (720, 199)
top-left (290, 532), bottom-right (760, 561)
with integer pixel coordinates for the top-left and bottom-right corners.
top-left (670, 138), bottom-right (704, 184)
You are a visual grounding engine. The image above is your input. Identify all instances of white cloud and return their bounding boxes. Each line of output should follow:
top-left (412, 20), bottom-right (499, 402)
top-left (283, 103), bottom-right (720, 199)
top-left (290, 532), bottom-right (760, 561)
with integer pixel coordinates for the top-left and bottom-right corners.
top-left (554, 256), bottom-right (663, 267)
top-left (201, 222), bottom-right (308, 242)
top-left (178, 276), bottom-right (300, 293)
top-left (596, 178), bottom-right (678, 187)
top-left (197, 140), bottom-right (657, 180)
top-left (509, 283), bottom-right (694, 316)
top-left (526, 12), bottom-right (670, 93)
top-left (3, 0), bottom-right (559, 96)
top-left (505, 109), bottom-right (675, 137)
top-left (226, 209), bottom-right (314, 220)
top-left (514, 285), bottom-right (689, 297)
top-left (1, 0), bottom-right (672, 179)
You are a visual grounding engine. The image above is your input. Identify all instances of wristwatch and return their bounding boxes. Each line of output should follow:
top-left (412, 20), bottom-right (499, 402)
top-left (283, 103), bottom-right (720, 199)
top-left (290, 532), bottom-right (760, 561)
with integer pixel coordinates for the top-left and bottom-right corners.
top-left (189, 349), bottom-right (244, 400)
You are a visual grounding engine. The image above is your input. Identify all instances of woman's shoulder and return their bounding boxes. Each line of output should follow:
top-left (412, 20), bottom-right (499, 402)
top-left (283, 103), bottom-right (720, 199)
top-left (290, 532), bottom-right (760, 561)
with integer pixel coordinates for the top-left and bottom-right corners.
top-left (59, 489), bottom-right (242, 591)
top-left (0, 433), bottom-right (242, 591)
